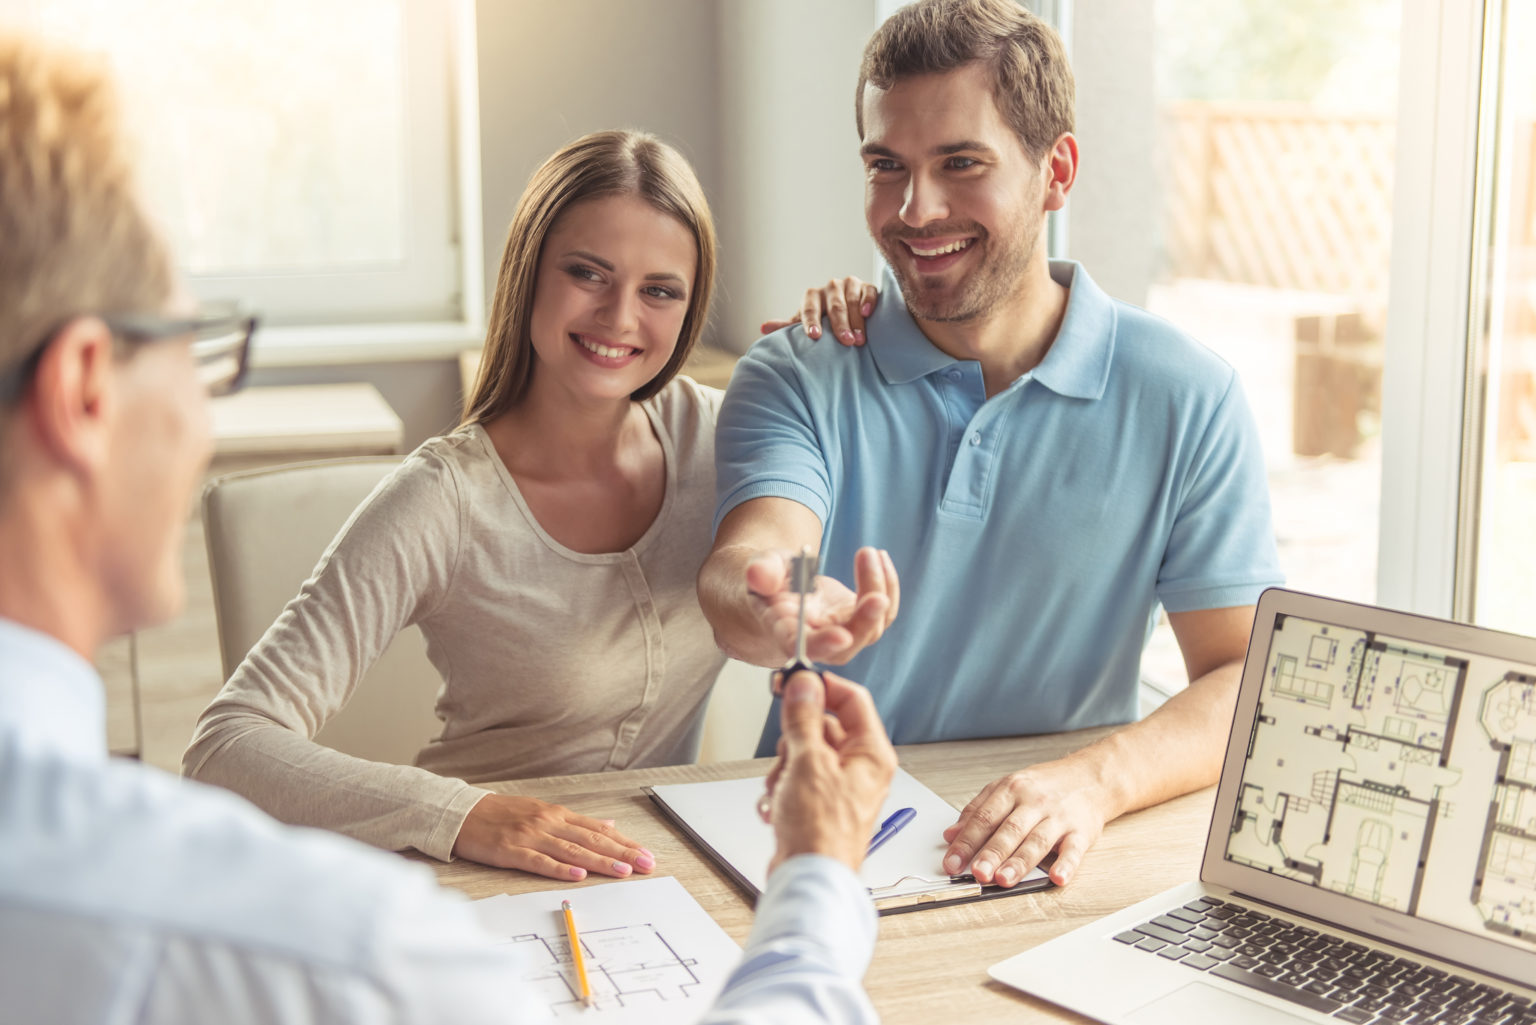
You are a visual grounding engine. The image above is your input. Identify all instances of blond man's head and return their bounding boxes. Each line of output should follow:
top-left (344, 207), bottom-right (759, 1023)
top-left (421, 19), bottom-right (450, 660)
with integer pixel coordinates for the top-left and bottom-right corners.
top-left (0, 34), bottom-right (174, 405)
top-left (0, 35), bottom-right (206, 644)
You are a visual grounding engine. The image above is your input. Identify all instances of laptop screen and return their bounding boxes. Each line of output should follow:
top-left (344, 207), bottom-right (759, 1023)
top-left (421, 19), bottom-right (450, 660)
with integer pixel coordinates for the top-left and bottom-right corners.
top-left (1222, 606), bottom-right (1536, 956)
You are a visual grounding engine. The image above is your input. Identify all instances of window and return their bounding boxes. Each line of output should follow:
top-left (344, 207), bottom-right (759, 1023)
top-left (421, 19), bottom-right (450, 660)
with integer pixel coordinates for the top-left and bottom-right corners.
top-left (1466, 0), bottom-right (1536, 633)
top-left (4, 0), bottom-right (480, 349)
top-left (1134, 0), bottom-right (1403, 689)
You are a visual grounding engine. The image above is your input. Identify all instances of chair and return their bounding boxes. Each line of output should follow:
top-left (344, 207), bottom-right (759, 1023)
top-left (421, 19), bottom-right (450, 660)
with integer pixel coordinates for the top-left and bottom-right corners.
top-left (203, 456), bottom-right (772, 768)
top-left (697, 659), bottom-right (774, 764)
top-left (202, 457), bottom-right (442, 764)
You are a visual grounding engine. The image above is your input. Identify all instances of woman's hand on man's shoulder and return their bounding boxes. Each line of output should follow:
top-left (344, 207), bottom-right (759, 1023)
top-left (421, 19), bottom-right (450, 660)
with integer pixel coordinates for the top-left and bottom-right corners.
top-left (760, 276), bottom-right (879, 346)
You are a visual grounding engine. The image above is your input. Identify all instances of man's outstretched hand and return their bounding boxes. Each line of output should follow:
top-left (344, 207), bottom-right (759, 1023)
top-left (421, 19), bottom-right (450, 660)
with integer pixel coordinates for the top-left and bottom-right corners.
top-left (745, 547), bottom-right (900, 666)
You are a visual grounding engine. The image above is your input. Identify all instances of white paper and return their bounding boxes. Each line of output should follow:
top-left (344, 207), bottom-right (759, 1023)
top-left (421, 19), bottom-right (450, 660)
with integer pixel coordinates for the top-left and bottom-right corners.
top-left (470, 876), bottom-right (741, 1023)
top-left (649, 767), bottom-right (1045, 894)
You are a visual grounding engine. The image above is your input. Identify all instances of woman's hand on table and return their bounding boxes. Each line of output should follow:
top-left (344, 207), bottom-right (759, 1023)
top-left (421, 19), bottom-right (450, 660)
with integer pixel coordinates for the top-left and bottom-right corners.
top-left (761, 275), bottom-right (880, 345)
top-left (452, 793), bottom-right (656, 881)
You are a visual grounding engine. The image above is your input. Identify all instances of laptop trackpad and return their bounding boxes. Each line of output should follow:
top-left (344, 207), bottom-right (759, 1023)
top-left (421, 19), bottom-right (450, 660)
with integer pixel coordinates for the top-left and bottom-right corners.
top-left (1127, 982), bottom-right (1316, 1025)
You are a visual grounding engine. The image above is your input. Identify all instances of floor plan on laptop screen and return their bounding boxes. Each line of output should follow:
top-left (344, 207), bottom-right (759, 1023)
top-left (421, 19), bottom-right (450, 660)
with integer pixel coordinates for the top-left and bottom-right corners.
top-left (1225, 613), bottom-right (1536, 951)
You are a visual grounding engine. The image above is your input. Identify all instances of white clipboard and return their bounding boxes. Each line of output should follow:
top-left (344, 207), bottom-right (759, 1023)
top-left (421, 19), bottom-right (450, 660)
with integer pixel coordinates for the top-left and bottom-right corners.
top-left (645, 768), bottom-right (1052, 915)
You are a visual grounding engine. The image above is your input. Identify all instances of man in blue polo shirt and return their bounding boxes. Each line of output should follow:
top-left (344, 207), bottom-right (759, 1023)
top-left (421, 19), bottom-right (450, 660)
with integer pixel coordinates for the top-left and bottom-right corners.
top-left (699, 0), bottom-right (1282, 893)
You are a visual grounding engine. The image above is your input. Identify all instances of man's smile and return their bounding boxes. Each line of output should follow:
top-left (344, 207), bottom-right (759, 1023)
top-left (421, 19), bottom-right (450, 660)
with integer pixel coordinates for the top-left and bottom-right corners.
top-left (902, 237), bottom-right (975, 258)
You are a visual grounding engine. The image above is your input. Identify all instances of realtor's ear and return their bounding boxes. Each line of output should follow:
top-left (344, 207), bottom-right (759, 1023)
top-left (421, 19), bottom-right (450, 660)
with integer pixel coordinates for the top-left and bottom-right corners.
top-left (26, 316), bottom-right (116, 475)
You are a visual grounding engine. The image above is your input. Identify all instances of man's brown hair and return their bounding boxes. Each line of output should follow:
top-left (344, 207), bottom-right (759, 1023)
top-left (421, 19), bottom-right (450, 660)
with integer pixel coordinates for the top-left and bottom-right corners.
top-left (856, 0), bottom-right (1075, 159)
top-left (0, 34), bottom-right (174, 392)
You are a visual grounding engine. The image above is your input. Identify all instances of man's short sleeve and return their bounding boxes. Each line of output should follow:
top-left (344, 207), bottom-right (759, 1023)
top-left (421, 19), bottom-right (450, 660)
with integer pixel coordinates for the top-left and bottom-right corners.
top-left (713, 336), bottom-right (835, 534)
top-left (1156, 371), bottom-right (1284, 613)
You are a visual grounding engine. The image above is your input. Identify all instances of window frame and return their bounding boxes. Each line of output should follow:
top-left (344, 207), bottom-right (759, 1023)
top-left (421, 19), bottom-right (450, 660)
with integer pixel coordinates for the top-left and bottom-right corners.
top-left (1376, 0), bottom-right (1489, 618)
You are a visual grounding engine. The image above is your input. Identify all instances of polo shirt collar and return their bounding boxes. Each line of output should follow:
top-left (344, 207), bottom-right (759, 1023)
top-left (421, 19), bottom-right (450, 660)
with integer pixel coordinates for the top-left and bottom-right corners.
top-left (0, 616), bottom-right (107, 764)
top-left (866, 266), bottom-right (959, 385)
top-left (866, 260), bottom-right (1116, 400)
top-left (1033, 260), bottom-right (1115, 400)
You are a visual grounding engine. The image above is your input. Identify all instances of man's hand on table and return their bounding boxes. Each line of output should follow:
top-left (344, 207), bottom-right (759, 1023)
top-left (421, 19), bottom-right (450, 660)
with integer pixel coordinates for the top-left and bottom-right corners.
top-left (941, 608), bottom-right (1255, 889)
top-left (761, 670), bottom-right (897, 872)
top-left (746, 546), bottom-right (899, 666)
top-left (452, 793), bottom-right (656, 881)
top-left (942, 755), bottom-right (1117, 889)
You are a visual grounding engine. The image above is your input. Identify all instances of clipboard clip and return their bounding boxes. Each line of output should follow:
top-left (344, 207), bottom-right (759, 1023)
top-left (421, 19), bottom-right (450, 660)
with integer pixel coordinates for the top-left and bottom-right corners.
top-left (867, 873), bottom-right (984, 912)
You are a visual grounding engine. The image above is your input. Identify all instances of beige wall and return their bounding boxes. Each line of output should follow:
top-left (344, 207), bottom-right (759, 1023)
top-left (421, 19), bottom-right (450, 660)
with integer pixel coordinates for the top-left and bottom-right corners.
top-left (715, 0), bottom-right (880, 352)
top-left (1064, 1), bottom-right (1159, 308)
top-left (475, 0), bottom-right (725, 338)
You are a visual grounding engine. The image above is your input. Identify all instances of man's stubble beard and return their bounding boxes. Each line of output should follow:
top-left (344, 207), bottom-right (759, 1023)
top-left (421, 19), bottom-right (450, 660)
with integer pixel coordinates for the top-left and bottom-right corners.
top-left (878, 210), bottom-right (1041, 324)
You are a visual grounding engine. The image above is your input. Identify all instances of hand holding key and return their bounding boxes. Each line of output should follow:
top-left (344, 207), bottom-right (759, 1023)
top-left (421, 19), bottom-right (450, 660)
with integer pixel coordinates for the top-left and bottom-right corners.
top-left (747, 545), bottom-right (900, 671)
top-left (770, 547), bottom-right (823, 696)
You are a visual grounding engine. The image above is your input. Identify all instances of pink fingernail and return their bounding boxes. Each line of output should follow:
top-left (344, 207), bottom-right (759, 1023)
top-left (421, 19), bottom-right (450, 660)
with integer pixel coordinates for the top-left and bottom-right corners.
top-left (808, 325), bottom-right (820, 338)
top-left (974, 859), bottom-right (993, 879)
top-left (636, 851), bottom-right (655, 870)
top-left (612, 861), bottom-right (632, 875)
top-left (944, 854), bottom-right (962, 874)
top-left (853, 329), bottom-right (865, 342)
top-left (570, 867), bottom-right (587, 880)
top-left (862, 302), bottom-right (873, 316)
top-left (841, 330), bottom-right (854, 342)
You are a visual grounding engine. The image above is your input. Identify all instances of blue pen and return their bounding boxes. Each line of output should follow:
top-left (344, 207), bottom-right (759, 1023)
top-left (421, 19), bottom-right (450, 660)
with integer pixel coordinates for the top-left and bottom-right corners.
top-left (866, 807), bottom-right (917, 855)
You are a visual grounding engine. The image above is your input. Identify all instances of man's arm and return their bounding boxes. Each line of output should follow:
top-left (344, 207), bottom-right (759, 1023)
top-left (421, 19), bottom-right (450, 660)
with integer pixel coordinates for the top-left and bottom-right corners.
top-left (940, 604), bottom-right (1255, 888)
top-left (699, 498), bottom-right (899, 668)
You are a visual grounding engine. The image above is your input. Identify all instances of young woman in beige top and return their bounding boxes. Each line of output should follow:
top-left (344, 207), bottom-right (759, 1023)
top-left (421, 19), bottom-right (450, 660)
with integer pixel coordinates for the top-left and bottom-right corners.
top-left (184, 131), bottom-right (869, 883)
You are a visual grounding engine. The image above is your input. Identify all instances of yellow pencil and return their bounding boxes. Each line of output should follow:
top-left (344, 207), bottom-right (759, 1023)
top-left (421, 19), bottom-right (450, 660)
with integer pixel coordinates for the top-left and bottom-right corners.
top-left (562, 899), bottom-right (594, 1007)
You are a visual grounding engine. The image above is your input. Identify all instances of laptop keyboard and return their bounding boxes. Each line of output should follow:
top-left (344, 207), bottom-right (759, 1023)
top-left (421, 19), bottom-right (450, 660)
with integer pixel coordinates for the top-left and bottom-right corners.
top-left (1114, 896), bottom-right (1535, 1024)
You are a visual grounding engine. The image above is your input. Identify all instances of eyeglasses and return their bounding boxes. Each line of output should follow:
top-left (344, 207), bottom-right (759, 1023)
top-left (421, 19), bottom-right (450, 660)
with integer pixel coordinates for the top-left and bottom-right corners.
top-left (106, 304), bottom-right (257, 398)
top-left (0, 303), bottom-right (257, 404)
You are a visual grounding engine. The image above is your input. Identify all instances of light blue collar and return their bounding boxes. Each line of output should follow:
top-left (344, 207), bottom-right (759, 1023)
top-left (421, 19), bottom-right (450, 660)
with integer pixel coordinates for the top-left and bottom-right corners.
top-left (0, 617), bottom-right (107, 763)
top-left (866, 260), bottom-right (1116, 400)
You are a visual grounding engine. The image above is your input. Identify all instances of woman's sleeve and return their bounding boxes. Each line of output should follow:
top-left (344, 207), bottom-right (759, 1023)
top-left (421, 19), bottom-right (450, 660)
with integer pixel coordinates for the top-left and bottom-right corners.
top-left (181, 448), bottom-right (488, 862)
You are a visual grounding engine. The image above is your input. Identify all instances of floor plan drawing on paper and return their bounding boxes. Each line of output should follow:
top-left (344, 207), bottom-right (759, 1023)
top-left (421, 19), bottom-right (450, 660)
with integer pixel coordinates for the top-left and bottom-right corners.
top-left (1224, 612), bottom-right (1536, 946)
top-left (507, 921), bottom-right (706, 1017)
top-left (470, 875), bottom-right (741, 1025)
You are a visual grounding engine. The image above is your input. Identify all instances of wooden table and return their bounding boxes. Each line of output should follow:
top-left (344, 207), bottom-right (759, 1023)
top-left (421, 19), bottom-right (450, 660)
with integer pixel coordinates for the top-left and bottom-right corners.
top-left (425, 728), bottom-right (1217, 1023)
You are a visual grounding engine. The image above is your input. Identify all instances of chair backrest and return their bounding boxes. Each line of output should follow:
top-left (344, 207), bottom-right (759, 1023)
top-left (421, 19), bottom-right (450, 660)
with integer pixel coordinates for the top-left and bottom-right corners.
top-left (201, 457), bottom-right (442, 764)
top-left (696, 658), bottom-right (774, 764)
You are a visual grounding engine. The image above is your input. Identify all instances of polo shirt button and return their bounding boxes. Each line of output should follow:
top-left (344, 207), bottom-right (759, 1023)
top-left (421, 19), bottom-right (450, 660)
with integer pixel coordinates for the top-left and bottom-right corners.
top-left (947, 369), bottom-right (961, 381)
top-left (969, 432), bottom-right (981, 446)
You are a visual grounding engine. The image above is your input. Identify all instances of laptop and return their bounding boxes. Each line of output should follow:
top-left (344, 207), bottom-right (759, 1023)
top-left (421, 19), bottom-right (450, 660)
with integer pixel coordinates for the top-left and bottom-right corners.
top-left (989, 587), bottom-right (1536, 1024)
